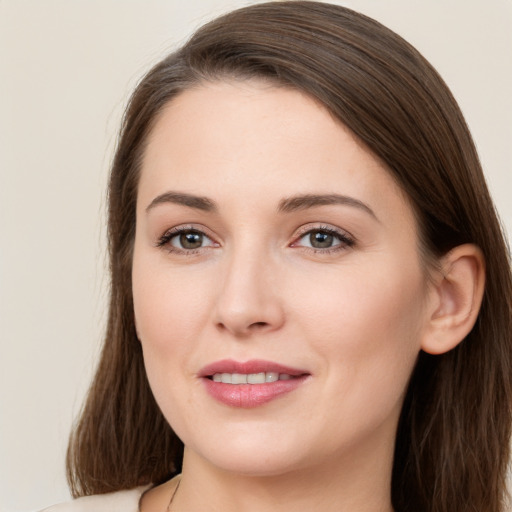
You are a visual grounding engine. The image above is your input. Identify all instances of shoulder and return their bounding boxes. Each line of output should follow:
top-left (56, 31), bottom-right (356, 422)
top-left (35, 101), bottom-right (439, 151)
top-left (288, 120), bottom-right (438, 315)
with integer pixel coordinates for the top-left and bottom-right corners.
top-left (40, 486), bottom-right (151, 512)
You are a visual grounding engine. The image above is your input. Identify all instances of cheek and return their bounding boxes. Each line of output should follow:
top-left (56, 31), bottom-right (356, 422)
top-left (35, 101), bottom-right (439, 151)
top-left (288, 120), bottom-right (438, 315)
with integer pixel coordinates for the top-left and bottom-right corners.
top-left (131, 256), bottom-right (214, 428)
top-left (131, 251), bottom-right (214, 376)
top-left (289, 258), bottom-right (426, 384)
top-left (287, 262), bottom-right (426, 445)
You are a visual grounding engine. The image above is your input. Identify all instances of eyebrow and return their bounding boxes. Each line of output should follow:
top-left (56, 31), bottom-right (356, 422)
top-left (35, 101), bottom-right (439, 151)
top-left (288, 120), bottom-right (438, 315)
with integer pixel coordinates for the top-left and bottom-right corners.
top-left (278, 194), bottom-right (378, 220)
top-left (146, 191), bottom-right (217, 212)
top-left (146, 191), bottom-right (377, 220)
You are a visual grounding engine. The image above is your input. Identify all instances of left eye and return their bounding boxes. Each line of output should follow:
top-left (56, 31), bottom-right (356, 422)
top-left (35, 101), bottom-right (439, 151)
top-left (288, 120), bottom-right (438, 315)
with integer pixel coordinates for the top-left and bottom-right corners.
top-left (295, 229), bottom-right (352, 250)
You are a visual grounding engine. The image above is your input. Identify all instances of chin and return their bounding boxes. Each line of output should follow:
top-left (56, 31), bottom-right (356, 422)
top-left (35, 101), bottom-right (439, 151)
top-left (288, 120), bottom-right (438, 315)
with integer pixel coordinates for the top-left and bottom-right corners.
top-left (183, 431), bottom-right (311, 477)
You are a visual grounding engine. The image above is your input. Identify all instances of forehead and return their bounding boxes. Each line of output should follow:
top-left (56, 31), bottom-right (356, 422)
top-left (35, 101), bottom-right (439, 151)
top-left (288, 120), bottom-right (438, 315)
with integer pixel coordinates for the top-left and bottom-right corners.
top-left (138, 80), bottom-right (411, 220)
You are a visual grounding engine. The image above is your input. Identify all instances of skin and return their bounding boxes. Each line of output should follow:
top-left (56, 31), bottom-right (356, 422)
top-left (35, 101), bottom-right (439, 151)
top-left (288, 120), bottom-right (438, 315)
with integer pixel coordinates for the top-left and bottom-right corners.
top-left (133, 80), bottom-right (438, 512)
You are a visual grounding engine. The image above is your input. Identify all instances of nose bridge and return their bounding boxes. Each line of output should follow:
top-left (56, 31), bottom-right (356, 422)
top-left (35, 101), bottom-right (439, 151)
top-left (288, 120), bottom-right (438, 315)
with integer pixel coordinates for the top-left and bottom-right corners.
top-left (214, 235), bottom-right (284, 336)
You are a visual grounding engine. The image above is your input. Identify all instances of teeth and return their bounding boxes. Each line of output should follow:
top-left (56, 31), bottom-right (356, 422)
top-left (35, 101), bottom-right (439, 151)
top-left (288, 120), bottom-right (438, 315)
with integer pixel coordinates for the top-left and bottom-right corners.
top-left (231, 373), bottom-right (247, 384)
top-left (211, 372), bottom-right (295, 384)
top-left (247, 372), bottom-right (266, 384)
top-left (266, 372), bottom-right (279, 382)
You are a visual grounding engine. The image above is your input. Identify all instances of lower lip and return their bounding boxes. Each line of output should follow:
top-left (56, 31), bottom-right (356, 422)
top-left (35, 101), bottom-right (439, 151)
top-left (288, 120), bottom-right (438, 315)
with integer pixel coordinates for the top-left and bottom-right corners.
top-left (202, 376), bottom-right (308, 408)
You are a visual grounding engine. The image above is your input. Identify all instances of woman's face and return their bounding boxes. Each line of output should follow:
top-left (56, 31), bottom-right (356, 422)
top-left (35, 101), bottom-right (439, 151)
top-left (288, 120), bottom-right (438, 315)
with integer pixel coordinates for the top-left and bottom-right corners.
top-left (132, 80), bottom-right (433, 477)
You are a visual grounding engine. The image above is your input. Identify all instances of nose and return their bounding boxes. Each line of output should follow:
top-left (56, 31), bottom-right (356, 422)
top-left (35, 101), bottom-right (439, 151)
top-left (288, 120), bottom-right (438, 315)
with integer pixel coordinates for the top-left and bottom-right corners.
top-left (213, 247), bottom-right (285, 337)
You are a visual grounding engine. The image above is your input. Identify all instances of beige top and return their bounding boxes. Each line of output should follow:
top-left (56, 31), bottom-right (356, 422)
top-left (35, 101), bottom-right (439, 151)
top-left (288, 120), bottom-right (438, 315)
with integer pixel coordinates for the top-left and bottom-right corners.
top-left (40, 486), bottom-right (150, 512)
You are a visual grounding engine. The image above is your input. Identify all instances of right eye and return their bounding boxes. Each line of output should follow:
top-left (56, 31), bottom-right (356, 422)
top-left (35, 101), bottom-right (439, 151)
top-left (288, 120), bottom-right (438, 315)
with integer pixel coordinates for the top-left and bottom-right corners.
top-left (157, 228), bottom-right (217, 253)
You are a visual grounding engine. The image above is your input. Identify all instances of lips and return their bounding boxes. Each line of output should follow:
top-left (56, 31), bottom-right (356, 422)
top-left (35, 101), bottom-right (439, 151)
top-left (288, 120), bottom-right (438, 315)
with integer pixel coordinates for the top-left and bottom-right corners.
top-left (199, 359), bottom-right (310, 408)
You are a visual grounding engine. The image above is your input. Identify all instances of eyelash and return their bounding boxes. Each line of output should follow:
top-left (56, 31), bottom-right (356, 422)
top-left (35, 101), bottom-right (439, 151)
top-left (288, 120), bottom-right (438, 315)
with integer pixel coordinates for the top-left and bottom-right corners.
top-left (156, 225), bottom-right (216, 255)
top-left (156, 224), bottom-right (355, 255)
top-left (292, 225), bottom-right (355, 254)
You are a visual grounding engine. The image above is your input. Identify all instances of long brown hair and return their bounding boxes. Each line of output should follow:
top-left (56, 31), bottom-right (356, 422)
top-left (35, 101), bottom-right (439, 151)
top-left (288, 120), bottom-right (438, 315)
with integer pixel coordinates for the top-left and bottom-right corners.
top-left (67, 2), bottom-right (512, 510)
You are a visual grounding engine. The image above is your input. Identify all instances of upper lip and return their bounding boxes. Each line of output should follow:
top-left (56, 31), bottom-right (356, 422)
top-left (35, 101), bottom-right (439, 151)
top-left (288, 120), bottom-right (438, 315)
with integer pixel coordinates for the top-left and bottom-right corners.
top-left (198, 359), bottom-right (309, 377)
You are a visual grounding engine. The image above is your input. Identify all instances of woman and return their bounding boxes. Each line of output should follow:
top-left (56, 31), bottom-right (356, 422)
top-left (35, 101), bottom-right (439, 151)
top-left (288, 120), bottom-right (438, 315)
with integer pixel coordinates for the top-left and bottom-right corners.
top-left (45, 1), bottom-right (512, 511)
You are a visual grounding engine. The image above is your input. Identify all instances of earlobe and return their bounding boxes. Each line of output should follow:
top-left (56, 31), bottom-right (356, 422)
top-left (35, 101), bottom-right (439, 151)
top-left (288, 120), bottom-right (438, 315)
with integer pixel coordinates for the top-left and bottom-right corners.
top-left (421, 244), bottom-right (485, 355)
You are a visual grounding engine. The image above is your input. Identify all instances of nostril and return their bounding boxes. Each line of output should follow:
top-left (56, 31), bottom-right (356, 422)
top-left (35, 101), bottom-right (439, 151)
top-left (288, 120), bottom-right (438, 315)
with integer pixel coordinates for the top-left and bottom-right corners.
top-left (250, 321), bottom-right (269, 329)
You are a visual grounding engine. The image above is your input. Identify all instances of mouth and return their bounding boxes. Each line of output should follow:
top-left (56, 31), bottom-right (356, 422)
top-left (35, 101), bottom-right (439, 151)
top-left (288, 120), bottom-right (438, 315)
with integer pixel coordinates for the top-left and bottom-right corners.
top-left (208, 372), bottom-right (298, 384)
top-left (199, 359), bottom-right (310, 408)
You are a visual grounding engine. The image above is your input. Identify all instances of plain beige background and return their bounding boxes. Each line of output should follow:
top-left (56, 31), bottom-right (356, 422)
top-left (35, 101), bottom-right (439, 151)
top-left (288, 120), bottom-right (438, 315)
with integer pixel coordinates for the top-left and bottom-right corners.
top-left (1, 1), bottom-right (511, 511)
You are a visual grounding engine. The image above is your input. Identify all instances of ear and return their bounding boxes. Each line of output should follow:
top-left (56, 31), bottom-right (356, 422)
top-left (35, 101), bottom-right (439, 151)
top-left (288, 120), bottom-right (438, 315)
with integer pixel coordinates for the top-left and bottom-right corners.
top-left (421, 244), bottom-right (485, 355)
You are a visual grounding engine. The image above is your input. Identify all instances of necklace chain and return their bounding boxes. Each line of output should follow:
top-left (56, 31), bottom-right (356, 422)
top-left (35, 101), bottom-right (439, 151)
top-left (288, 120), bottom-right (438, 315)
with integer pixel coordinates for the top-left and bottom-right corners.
top-left (166, 477), bottom-right (181, 512)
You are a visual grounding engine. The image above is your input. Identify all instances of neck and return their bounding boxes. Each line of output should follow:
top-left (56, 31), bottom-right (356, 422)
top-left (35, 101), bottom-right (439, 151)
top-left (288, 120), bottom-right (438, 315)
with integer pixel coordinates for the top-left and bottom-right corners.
top-left (171, 443), bottom-right (394, 512)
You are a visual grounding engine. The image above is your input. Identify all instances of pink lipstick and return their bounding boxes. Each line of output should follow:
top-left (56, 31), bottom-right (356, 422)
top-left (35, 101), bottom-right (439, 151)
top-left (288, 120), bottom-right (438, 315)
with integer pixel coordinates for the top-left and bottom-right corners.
top-left (199, 359), bottom-right (310, 408)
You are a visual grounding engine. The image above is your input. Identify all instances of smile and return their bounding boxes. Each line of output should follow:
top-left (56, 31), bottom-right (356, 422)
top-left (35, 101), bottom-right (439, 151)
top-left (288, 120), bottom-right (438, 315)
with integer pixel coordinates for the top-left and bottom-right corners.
top-left (199, 359), bottom-right (310, 408)
top-left (210, 372), bottom-right (294, 384)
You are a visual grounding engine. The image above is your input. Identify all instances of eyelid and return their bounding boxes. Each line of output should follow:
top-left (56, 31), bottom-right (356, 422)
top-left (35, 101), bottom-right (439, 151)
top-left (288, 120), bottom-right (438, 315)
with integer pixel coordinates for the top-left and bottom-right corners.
top-left (155, 222), bottom-right (355, 255)
top-left (156, 224), bottom-right (220, 252)
top-left (290, 223), bottom-right (355, 251)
